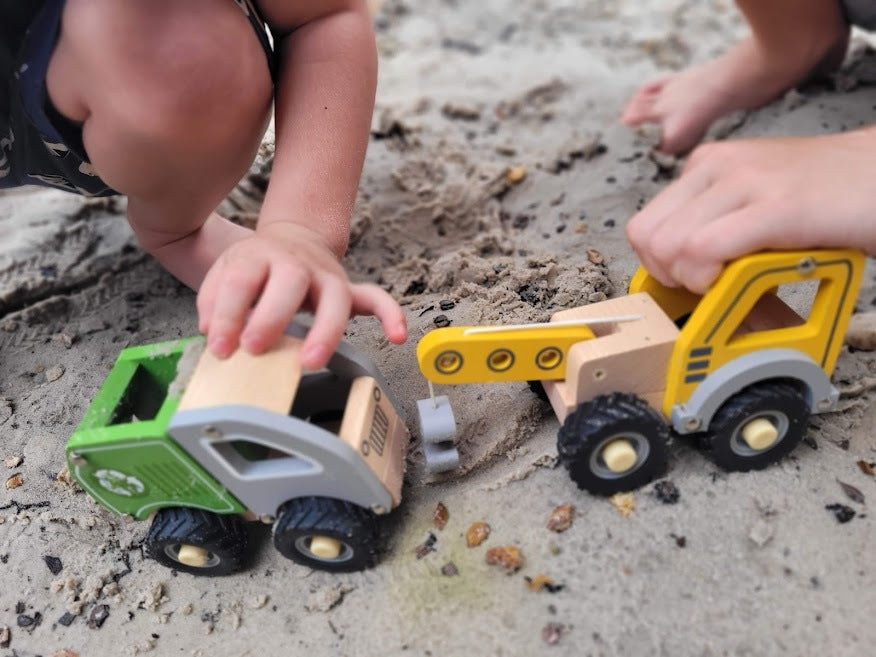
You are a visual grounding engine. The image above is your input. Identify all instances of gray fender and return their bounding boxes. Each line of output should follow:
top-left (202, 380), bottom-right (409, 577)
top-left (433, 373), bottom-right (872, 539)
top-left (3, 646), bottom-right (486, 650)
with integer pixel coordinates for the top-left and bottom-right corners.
top-left (168, 405), bottom-right (392, 518)
top-left (286, 322), bottom-right (407, 424)
top-left (670, 348), bottom-right (838, 435)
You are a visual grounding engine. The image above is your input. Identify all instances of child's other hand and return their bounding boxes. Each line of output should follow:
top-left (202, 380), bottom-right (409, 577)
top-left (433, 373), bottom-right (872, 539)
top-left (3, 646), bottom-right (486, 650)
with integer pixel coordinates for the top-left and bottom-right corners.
top-left (625, 129), bottom-right (876, 293)
top-left (197, 223), bottom-right (407, 369)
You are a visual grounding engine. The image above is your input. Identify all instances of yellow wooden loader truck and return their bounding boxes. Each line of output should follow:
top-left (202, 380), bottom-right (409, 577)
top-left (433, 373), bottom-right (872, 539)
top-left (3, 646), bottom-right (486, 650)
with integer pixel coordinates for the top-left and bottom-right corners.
top-left (416, 249), bottom-right (864, 494)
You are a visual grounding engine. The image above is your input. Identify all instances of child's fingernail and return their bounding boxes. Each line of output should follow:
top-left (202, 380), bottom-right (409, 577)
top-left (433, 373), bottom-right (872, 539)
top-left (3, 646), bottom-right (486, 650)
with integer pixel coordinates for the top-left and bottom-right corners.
top-left (302, 344), bottom-right (328, 368)
top-left (209, 335), bottom-right (230, 356)
top-left (241, 333), bottom-right (262, 353)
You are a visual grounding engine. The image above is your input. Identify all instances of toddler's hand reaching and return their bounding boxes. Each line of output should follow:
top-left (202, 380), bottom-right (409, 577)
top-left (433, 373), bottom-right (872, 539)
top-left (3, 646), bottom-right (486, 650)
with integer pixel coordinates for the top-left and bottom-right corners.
top-left (197, 222), bottom-right (406, 369)
top-left (626, 129), bottom-right (876, 293)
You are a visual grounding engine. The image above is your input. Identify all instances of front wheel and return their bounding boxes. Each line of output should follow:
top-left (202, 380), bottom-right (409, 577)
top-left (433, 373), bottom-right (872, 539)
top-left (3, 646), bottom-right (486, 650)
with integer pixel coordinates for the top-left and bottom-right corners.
top-left (557, 393), bottom-right (671, 495)
top-left (699, 381), bottom-right (810, 472)
top-left (145, 507), bottom-right (248, 576)
top-left (273, 497), bottom-right (380, 572)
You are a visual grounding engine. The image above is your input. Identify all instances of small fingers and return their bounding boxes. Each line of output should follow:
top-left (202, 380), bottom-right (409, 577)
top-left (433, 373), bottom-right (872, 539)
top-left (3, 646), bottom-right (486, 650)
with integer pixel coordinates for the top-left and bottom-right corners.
top-left (620, 78), bottom-right (669, 125)
top-left (351, 283), bottom-right (407, 344)
top-left (196, 260), bottom-right (225, 335)
top-left (655, 179), bottom-right (749, 286)
top-left (668, 202), bottom-right (781, 293)
top-left (658, 112), bottom-right (709, 156)
top-left (300, 276), bottom-right (352, 370)
top-left (240, 265), bottom-right (310, 354)
top-left (626, 164), bottom-right (714, 285)
top-left (206, 261), bottom-right (268, 358)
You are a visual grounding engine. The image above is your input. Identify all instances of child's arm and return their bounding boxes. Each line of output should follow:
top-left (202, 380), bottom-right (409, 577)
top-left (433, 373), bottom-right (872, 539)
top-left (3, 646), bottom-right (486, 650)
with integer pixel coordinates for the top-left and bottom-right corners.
top-left (195, 0), bottom-right (405, 368)
top-left (625, 128), bottom-right (876, 293)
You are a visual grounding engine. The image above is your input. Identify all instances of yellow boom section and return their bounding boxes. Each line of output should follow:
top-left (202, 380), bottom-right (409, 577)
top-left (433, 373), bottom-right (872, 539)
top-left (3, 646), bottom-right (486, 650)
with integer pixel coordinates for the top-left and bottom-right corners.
top-left (417, 320), bottom-right (600, 384)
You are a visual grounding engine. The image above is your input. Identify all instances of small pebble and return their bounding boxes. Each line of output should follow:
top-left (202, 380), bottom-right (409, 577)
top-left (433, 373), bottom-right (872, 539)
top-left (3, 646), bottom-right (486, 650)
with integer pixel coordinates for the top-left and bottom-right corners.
top-left (546, 505), bottom-right (574, 533)
top-left (433, 502), bottom-right (449, 530)
top-left (87, 604), bottom-right (110, 629)
top-left (43, 555), bottom-right (63, 576)
top-left (433, 315), bottom-right (451, 328)
top-left (610, 492), bottom-right (635, 517)
top-left (57, 612), bottom-right (76, 627)
top-left (441, 562), bottom-right (459, 577)
top-left (16, 615), bottom-right (35, 629)
top-left (466, 522), bottom-right (491, 547)
top-left (542, 622), bottom-right (564, 645)
top-left (485, 546), bottom-right (523, 573)
top-left (652, 480), bottom-right (680, 504)
top-left (525, 575), bottom-right (563, 593)
top-left (506, 166), bottom-right (527, 184)
top-left (45, 365), bottom-right (65, 382)
top-left (415, 533), bottom-right (437, 559)
top-left (825, 503), bottom-right (856, 523)
top-left (845, 312), bottom-right (876, 350)
top-left (748, 519), bottom-right (774, 548)
top-left (53, 333), bottom-right (75, 349)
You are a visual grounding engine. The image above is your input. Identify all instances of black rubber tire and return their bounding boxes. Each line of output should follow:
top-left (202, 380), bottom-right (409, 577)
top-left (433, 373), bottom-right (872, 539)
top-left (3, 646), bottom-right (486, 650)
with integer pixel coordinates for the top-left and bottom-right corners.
top-left (557, 393), bottom-right (671, 495)
top-left (699, 381), bottom-right (810, 472)
top-left (273, 497), bottom-right (380, 572)
top-left (145, 507), bottom-right (248, 576)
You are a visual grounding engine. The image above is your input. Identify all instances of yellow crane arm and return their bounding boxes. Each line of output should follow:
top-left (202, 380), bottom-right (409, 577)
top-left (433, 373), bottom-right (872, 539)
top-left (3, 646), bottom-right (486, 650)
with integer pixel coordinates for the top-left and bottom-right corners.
top-left (417, 316), bottom-right (639, 384)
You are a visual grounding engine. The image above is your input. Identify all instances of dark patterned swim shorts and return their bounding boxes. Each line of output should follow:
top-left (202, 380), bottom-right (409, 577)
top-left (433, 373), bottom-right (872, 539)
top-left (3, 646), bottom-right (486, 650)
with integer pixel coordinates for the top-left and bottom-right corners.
top-left (0, 0), bottom-right (274, 197)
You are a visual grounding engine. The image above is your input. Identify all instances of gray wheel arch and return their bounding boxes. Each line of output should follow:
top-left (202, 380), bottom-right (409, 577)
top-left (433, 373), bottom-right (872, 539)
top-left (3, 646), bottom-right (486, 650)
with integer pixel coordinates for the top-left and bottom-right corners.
top-left (670, 348), bottom-right (838, 435)
top-left (168, 405), bottom-right (393, 518)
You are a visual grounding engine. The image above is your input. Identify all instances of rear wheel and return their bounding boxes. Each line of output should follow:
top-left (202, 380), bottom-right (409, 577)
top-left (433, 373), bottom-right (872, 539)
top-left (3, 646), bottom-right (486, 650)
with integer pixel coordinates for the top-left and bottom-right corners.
top-left (557, 393), bottom-right (671, 495)
top-left (145, 507), bottom-right (248, 576)
top-left (700, 381), bottom-right (810, 472)
top-left (273, 497), bottom-right (380, 572)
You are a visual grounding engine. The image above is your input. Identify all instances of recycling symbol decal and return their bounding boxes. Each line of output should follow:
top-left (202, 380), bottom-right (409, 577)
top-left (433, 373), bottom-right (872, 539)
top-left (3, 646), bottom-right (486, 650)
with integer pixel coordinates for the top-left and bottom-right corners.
top-left (95, 469), bottom-right (146, 497)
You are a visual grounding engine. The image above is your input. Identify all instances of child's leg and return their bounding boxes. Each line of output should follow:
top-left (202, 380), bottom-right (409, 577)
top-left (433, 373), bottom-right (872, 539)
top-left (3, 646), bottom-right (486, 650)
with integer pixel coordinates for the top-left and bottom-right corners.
top-left (45, 0), bottom-right (273, 287)
top-left (621, 0), bottom-right (848, 154)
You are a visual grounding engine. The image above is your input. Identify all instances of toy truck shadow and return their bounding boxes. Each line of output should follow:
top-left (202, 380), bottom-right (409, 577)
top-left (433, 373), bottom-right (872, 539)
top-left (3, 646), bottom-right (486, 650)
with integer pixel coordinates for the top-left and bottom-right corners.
top-left (67, 332), bottom-right (409, 576)
top-left (417, 249), bottom-right (864, 494)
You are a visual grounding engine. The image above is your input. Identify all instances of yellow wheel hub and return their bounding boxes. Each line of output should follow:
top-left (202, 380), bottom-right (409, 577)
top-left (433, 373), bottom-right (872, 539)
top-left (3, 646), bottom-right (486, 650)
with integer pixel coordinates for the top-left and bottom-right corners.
top-left (741, 418), bottom-right (779, 451)
top-left (309, 536), bottom-right (342, 560)
top-left (602, 439), bottom-right (637, 473)
top-left (177, 544), bottom-right (210, 567)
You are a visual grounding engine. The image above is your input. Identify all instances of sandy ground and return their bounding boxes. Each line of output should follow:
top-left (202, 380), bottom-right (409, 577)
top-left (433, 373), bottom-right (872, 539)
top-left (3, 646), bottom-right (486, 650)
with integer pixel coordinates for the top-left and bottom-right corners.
top-left (3, 1), bottom-right (876, 655)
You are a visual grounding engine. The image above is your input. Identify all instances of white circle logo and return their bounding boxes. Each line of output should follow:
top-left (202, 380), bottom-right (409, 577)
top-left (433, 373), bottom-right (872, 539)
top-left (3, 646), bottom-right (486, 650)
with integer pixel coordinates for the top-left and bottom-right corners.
top-left (95, 469), bottom-right (145, 497)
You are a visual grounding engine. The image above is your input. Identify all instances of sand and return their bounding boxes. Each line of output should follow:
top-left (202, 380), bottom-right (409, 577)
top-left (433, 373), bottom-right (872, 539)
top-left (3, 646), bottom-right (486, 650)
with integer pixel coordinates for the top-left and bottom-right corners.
top-left (2, 1), bottom-right (876, 655)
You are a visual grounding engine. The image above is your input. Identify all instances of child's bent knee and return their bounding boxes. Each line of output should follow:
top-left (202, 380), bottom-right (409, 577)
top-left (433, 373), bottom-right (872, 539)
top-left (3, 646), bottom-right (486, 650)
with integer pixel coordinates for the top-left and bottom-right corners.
top-left (59, 0), bottom-right (272, 140)
top-left (56, 1), bottom-right (273, 199)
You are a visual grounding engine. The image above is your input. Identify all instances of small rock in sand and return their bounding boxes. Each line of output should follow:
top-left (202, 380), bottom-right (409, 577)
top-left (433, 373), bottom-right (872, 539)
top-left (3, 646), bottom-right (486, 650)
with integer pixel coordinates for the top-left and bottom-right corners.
top-left (748, 519), bottom-right (774, 547)
top-left (305, 584), bottom-right (355, 612)
top-left (45, 365), bottom-right (65, 382)
top-left (845, 312), bottom-right (876, 350)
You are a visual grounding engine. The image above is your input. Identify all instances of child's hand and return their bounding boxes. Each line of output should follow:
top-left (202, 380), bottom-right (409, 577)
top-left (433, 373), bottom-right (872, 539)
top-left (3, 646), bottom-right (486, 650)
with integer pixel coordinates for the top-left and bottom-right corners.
top-left (625, 129), bottom-right (876, 293)
top-left (197, 222), bottom-right (407, 369)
